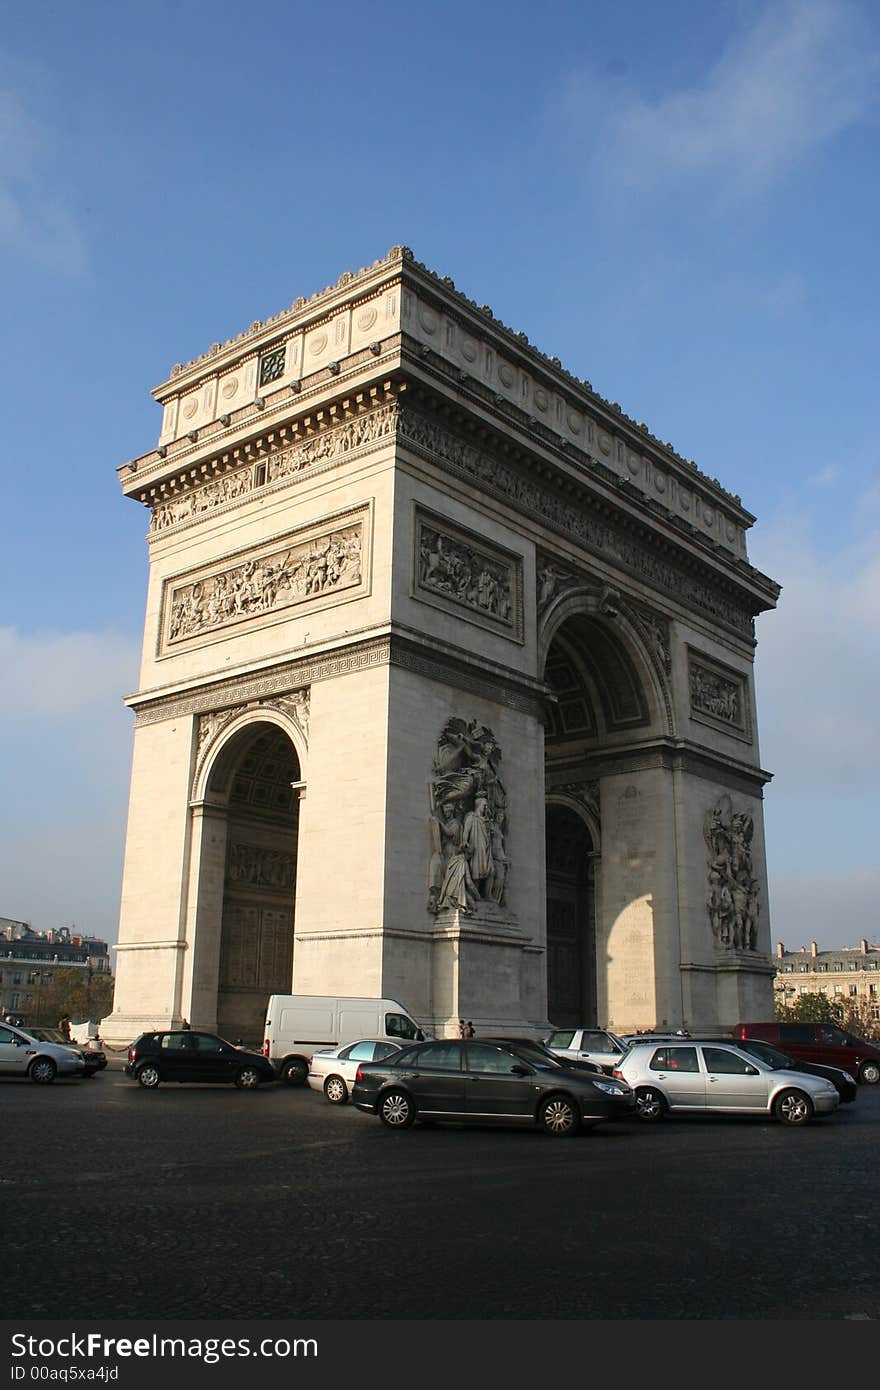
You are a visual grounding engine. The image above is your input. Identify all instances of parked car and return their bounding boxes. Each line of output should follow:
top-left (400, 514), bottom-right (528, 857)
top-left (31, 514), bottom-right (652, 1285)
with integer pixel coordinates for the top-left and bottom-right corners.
top-left (124, 1030), bottom-right (276, 1089)
top-left (262, 993), bottom-right (428, 1086)
top-left (615, 1039), bottom-right (839, 1126)
top-left (23, 1027), bottom-right (107, 1077)
top-left (481, 1036), bottom-right (603, 1074)
top-left (544, 1027), bottom-right (627, 1073)
top-left (733, 1022), bottom-right (880, 1085)
top-left (733, 1037), bottom-right (858, 1104)
top-left (308, 1039), bottom-right (406, 1103)
top-left (0, 1021), bottom-right (86, 1084)
top-left (352, 1037), bottom-right (635, 1136)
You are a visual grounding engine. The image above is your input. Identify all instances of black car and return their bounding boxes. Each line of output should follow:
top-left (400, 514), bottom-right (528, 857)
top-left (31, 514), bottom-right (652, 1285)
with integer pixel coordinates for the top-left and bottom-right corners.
top-left (351, 1037), bottom-right (635, 1136)
top-left (734, 1036), bottom-right (858, 1103)
top-left (124, 1030), bottom-right (276, 1089)
top-left (480, 1036), bottom-right (603, 1074)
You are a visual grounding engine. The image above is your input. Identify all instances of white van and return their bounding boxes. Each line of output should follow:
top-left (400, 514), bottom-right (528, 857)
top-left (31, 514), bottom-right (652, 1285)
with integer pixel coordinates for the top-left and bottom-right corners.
top-left (262, 994), bottom-right (429, 1085)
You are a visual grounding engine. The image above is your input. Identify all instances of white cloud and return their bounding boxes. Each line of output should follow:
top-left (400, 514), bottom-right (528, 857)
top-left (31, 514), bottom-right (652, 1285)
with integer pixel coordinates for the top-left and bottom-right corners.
top-left (0, 85), bottom-right (87, 273)
top-left (0, 627), bottom-right (139, 718)
top-left (565, 0), bottom-right (879, 199)
top-left (751, 508), bottom-right (880, 791)
top-left (0, 629), bottom-right (139, 943)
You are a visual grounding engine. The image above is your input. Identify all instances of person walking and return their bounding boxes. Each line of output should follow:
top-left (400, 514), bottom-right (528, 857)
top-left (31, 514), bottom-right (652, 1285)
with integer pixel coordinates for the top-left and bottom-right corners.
top-left (58, 1014), bottom-right (71, 1041)
top-left (465, 1021), bottom-right (476, 1039)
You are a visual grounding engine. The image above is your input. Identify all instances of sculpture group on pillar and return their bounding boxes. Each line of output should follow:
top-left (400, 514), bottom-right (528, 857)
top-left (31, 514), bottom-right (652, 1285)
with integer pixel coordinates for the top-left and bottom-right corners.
top-left (704, 797), bottom-right (759, 951)
top-left (427, 718), bottom-right (509, 916)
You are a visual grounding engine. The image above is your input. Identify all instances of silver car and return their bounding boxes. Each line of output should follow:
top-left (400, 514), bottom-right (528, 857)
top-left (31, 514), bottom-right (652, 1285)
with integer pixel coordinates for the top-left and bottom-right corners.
top-left (0, 1021), bottom-right (86, 1084)
top-left (307, 1038), bottom-right (405, 1104)
top-left (544, 1028), bottom-right (628, 1074)
top-left (616, 1039), bottom-right (839, 1126)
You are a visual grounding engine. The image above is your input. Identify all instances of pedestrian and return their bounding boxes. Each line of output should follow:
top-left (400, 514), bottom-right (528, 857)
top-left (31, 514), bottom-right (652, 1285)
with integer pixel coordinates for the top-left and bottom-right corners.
top-left (465, 1021), bottom-right (476, 1039)
top-left (181, 1019), bottom-right (192, 1030)
top-left (58, 1014), bottom-right (71, 1041)
top-left (458, 1019), bottom-right (468, 1038)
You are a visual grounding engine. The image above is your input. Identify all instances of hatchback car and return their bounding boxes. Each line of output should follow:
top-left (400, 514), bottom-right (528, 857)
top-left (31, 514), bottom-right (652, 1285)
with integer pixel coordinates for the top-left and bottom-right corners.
top-left (616, 1040), bottom-right (839, 1126)
top-left (352, 1038), bottom-right (635, 1136)
top-left (0, 1021), bottom-right (85, 1084)
top-left (733, 1037), bottom-right (857, 1104)
top-left (544, 1027), bottom-right (627, 1074)
top-left (124, 1031), bottom-right (276, 1088)
top-left (24, 1027), bottom-right (107, 1077)
top-left (308, 1039), bottom-right (405, 1103)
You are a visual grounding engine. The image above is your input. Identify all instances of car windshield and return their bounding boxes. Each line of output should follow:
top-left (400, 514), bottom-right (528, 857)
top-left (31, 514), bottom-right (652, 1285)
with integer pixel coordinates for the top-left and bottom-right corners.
top-left (741, 1040), bottom-right (792, 1070)
top-left (27, 1028), bottom-right (68, 1044)
top-left (507, 1042), bottom-right (565, 1069)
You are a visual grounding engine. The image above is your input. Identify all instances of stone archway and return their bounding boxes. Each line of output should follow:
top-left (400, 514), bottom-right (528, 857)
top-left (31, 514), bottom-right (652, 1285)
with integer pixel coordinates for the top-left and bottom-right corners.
top-left (542, 601), bottom-right (664, 1031)
top-left (199, 722), bottom-right (302, 1041)
top-left (545, 804), bottom-right (596, 1028)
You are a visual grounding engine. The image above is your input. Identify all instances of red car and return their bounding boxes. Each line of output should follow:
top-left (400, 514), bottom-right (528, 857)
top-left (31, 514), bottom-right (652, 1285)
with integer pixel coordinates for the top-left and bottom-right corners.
top-left (734, 1022), bottom-right (880, 1085)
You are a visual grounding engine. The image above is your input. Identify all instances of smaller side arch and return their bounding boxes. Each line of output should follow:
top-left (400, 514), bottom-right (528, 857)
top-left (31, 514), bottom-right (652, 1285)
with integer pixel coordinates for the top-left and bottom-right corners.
top-left (192, 703), bottom-right (308, 805)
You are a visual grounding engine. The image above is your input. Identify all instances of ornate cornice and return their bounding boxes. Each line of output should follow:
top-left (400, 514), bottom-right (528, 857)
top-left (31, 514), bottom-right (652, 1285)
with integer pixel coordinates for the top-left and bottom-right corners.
top-left (130, 628), bottom-right (549, 729)
top-left (399, 404), bottom-right (766, 634)
top-left (546, 737), bottom-right (771, 796)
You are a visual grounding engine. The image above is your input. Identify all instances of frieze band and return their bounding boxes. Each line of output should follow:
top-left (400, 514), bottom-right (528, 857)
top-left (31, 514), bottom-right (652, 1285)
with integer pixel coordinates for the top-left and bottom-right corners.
top-left (162, 513), bottom-right (366, 651)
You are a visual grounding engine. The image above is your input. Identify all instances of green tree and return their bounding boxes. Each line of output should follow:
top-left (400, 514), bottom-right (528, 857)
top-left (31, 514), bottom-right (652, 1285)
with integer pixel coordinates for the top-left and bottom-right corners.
top-left (30, 968), bottom-right (114, 1027)
top-left (774, 992), bottom-right (836, 1023)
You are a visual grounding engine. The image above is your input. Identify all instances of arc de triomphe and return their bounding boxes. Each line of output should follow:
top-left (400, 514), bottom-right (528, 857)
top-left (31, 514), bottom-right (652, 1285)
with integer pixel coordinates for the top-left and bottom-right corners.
top-left (102, 246), bottom-right (779, 1045)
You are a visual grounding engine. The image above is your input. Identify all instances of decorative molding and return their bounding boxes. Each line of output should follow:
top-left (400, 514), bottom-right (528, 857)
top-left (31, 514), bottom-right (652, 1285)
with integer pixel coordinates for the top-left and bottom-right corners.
top-left (149, 401), bottom-right (398, 534)
top-left (160, 506), bottom-right (369, 654)
top-left (688, 646), bottom-right (752, 742)
top-left (413, 507), bottom-right (524, 643)
top-left (399, 406), bottom-right (755, 636)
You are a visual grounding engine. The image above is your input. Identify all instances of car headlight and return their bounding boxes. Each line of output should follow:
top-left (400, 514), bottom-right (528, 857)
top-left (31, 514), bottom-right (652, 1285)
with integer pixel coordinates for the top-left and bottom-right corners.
top-left (591, 1079), bottom-right (629, 1096)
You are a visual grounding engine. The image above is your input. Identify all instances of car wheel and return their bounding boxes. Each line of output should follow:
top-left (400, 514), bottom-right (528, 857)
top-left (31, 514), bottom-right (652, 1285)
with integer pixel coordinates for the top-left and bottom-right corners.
top-left (323, 1075), bottom-right (348, 1104)
top-left (137, 1064), bottom-right (161, 1089)
top-left (858, 1061), bottom-right (880, 1085)
top-left (281, 1058), bottom-right (308, 1087)
top-left (29, 1058), bottom-right (57, 1085)
top-left (774, 1088), bottom-right (813, 1126)
top-left (538, 1094), bottom-right (579, 1136)
top-left (634, 1086), bottom-right (666, 1122)
top-left (235, 1066), bottom-right (262, 1089)
top-left (379, 1089), bottom-right (415, 1129)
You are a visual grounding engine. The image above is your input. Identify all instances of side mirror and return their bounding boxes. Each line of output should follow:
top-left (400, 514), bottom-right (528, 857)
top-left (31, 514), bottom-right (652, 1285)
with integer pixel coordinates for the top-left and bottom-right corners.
top-left (510, 1064), bottom-right (531, 1077)
top-left (745, 1066), bottom-right (759, 1075)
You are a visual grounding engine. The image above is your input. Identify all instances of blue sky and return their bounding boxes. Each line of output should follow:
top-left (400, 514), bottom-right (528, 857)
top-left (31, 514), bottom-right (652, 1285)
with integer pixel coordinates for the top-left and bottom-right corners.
top-left (1, 0), bottom-right (877, 950)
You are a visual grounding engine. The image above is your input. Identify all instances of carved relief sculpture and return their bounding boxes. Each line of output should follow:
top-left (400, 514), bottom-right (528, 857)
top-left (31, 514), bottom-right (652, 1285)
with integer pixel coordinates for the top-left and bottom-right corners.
top-left (151, 402), bottom-right (398, 532)
top-left (427, 718), bottom-right (509, 914)
top-left (690, 661), bottom-right (741, 725)
top-left (165, 521), bottom-right (363, 647)
top-left (416, 515), bottom-right (517, 633)
top-left (704, 797), bottom-right (759, 951)
top-left (227, 842), bottom-right (296, 891)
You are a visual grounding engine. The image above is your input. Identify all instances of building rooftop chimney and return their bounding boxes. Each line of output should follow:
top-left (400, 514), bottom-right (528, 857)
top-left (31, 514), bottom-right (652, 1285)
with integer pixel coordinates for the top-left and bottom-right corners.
top-left (861, 938), bottom-right (869, 954)
top-left (776, 942), bottom-right (785, 958)
top-left (811, 941), bottom-right (819, 958)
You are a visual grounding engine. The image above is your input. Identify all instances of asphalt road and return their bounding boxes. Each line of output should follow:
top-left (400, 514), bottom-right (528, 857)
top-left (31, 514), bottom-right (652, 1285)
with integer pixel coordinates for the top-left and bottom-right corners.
top-left (5, 1064), bottom-right (879, 1321)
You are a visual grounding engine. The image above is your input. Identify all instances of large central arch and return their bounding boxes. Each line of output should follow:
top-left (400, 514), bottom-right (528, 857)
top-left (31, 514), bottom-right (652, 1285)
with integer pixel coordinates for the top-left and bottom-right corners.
top-left (542, 593), bottom-right (668, 1031)
top-left (185, 714), bottom-right (304, 1040)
